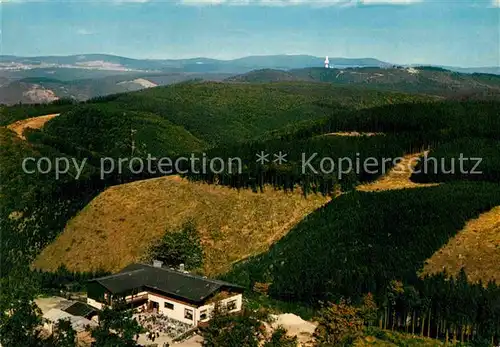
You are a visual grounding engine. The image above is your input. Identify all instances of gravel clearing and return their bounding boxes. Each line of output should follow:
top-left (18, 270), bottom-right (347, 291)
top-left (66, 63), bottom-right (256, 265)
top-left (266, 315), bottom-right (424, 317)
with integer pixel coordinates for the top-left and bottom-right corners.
top-left (270, 313), bottom-right (317, 346)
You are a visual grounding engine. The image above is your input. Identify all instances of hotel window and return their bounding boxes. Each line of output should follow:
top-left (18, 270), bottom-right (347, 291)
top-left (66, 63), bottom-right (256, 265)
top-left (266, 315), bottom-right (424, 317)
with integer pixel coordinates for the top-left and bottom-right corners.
top-left (184, 308), bottom-right (193, 320)
top-left (200, 309), bottom-right (208, 321)
top-left (227, 300), bottom-right (237, 311)
top-left (164, 302), bottom-right (174, 310)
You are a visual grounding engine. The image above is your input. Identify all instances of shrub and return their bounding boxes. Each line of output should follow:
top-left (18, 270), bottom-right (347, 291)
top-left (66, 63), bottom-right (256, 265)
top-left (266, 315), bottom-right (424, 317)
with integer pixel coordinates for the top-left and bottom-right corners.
top-left (313, 300), bottom-right (364, 347)
top-left (146, 220), bottom-right (203, 270)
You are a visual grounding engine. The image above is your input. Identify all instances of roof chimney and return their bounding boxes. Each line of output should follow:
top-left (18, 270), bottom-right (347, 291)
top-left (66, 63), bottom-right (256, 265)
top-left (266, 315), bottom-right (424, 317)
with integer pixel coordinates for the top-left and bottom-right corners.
top-left (153, 260), bottom-right (163, 268)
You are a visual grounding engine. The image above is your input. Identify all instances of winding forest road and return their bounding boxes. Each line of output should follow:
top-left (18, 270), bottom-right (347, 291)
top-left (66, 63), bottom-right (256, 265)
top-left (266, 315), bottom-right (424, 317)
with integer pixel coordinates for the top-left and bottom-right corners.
top-left (357, 152), bottom-right (439, 192)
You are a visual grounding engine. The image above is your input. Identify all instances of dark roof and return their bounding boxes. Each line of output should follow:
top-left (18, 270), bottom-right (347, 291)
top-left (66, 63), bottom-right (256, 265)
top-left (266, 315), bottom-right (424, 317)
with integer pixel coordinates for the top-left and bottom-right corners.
top-left (89, 263), bottom-right (243, 304)
top-left (63, 302), bottom-right (97, 318)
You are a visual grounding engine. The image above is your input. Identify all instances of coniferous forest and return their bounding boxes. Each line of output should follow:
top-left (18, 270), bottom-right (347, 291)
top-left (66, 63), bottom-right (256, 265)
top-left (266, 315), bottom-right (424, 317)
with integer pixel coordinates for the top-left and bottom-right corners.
top-left (225, 183), bottom-right (500, 344)
top-left (1, 79), bottom-right (500, 346)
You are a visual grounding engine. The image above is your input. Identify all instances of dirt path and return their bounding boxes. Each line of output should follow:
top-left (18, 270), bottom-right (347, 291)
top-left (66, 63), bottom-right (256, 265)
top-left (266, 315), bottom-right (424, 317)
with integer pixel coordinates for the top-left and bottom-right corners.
top-left (323, 131), bottom-right (384, 137)
top-left (321, 135), bottom-right (436, 192)
top-left (6, 113), bottom-right (60, 139)
top-left (422, 206), bottom-right (500, 284)
top-left (357, 152), bottom-right (439, 192)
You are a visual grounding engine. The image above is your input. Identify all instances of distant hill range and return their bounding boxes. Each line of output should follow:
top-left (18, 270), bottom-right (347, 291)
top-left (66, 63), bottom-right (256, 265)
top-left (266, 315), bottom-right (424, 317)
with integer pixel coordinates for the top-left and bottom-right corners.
top-left (226, 67), bottom-right (500, 99)
top-left (0, 54), bottom-right (390, 74)
top-left (0, 53), bottom-right (498, 104)
top-left (2, 53), bottom-right (497, 75)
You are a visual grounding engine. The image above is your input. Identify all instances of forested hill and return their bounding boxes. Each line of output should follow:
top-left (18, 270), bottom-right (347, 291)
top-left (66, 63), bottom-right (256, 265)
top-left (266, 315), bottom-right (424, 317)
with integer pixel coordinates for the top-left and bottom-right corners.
top-left (1, 82), bottom-right (435, 276)
top-left (226, 67), bottom-right (500, 99)
top-left (2, 82), bottom-right (499, 278)
top-left (2, 77), bottom-right (500, 344)
top-left (44, 82), bottom-right (436, 146)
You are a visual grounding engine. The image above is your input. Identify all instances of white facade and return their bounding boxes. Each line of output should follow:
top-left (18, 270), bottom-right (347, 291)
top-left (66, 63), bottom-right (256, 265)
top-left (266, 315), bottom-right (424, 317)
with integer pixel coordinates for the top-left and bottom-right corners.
top-left (147, 293), bottom-right (198, 325)
top-left (146, 292), bottom-right (243, 326)
top-left (196, 293), bottom-right (243, 324)
top-left (87, 297), bottom-right (104, 310)
top-left (88, 291), bottom-right (243, 327)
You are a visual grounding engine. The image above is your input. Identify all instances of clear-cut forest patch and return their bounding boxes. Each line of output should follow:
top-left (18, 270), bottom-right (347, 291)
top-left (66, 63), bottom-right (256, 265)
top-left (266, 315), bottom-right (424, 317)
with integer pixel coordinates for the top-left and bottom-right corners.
top-left (33, 176), bottom-right (329, 276)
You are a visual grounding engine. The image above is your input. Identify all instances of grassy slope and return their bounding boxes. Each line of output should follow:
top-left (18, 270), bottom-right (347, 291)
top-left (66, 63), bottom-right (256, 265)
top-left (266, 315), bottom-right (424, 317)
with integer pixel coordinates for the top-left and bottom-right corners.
top-left (0, 102), bottom-right (74, 126)
top-left (6, 113), bottom-right (60, 139)
top-left (33, 176), bottom-right (329, 276)
top-left (422, 206), bottom-right (500, 283)
top-left (357, 152), bottom-right (439, 192)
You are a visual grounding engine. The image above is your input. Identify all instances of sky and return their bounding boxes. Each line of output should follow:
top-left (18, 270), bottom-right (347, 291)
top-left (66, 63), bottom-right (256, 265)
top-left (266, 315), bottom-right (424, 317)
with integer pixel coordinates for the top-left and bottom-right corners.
top-left (1, 0), bottom-right (499, 67)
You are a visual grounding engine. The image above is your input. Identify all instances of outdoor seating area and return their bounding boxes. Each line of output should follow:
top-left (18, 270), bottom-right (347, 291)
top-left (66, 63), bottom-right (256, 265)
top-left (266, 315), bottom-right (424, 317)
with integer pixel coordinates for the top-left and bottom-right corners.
top-left (135, 312), bottom-right (194, 339)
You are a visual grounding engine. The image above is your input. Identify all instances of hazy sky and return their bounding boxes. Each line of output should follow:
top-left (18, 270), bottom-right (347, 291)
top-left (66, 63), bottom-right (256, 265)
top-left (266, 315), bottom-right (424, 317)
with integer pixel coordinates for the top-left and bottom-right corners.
top-left (1, 0), bottom-right (499, 67)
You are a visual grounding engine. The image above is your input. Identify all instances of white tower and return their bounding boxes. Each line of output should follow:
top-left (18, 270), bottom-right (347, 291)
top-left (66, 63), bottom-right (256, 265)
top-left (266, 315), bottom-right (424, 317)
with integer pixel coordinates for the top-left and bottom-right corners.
top-left (324, 56), bottom-right (329, 69)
